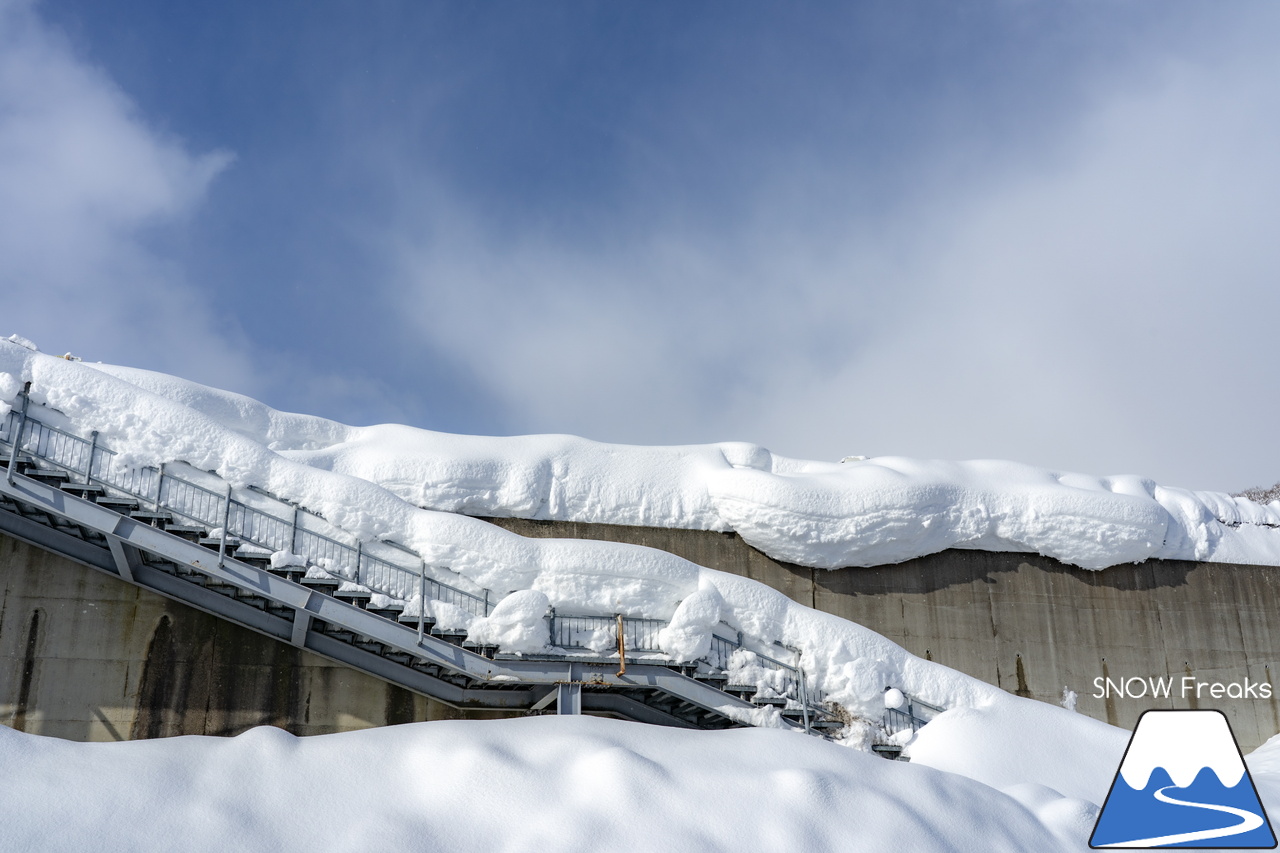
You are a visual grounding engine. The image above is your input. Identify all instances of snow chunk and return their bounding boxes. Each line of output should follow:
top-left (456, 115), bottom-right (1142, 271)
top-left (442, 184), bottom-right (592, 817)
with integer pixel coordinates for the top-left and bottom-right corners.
top-left (657, 581), bottom-right (724, 661)
top-left (5, 334), bottom-right (38, 351)
top-left (0, 371), bottom-right (21, 419)
top-left (429, 600), bottom-right (476, 632)
top-left (269, 550), bottom-right (306, 569)
top-left (466, 589), bottom-right (549, 653)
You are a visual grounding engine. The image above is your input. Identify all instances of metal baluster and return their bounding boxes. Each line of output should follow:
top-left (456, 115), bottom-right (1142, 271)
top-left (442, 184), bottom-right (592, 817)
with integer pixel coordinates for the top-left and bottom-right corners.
top-left (154, 463), bottom-right (165, 511)
top-left (354, 541), bottom-right (362, 585)
top-left (217, 482), bottom-right (232, 568)
top-left (3, 399), bottom-right (522, 647)
top-left (5, 384), bottom-right (30, 485)
top-left (86, 430), bottom-right (98, 485)
top-left (418, 559), bottom-right (426, 642)
top-left (797, 661), bottom-right (812, 735)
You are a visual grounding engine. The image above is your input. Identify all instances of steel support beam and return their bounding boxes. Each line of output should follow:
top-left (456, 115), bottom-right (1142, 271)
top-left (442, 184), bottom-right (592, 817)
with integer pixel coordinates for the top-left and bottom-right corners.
top-left (291, 600), bottom-right (313, 648)
top-left (557, 682), bottom-right (582, 715)
top-left (105, 533), bottom-right (139, 583)
top-left (0, 464), bottom-right (761, 728)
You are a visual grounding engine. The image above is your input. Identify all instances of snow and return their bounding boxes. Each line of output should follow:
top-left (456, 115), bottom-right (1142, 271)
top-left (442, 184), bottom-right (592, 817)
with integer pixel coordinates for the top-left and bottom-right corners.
top-left (657, 579), bottom-right (724, 661)
top-left (5, 344), bottom-right (1271, 574)
top-left (269, 549), bottom-right (305, 569)
top-left (4, 337), bottom-right (1280, 848)
top-left (1002, 784), bottom-right (1102, 849)
top-left (1, 338), bottom-right (1278, 721)
top-left (0, 339), bottom-right (1028, 720)
top-left (0, 715), bottom-right (1080, 853)
top-left (465, 589), bottom-right (551, 653)
top-left (4, 708), bottom-right (1280, 852)
top-left (908, 702), bottom-right (1129, 803)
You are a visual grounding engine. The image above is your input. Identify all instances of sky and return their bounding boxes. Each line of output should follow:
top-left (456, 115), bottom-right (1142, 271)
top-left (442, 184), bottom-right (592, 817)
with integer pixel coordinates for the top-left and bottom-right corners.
top-left (2, 0), bottom-right (1278, 493)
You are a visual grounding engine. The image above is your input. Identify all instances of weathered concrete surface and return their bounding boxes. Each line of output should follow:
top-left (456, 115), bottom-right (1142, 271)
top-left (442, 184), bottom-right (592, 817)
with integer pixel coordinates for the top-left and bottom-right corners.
top-left (0, 534), bottom-right (507, 742)
top-left (8, 507), bottom-right (1280, 750)
top-left (486, 517), bottom-right (1280, 751)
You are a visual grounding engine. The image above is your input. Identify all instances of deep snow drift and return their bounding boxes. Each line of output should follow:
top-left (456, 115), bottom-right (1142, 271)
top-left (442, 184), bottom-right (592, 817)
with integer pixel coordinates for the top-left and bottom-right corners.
top-left (0, 715), bottom-right (1105, 853)
top-left (7, 713), bottom-right (1280, 852)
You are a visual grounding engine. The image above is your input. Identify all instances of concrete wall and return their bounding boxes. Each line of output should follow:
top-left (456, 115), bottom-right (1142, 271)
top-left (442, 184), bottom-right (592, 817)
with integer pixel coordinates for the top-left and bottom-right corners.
top-left (8, 510), bottom-right (1280, 750)
top-left (0, 534), bottom-right (505, 742)
top-left (485, 517), bottom-right (1280, 751)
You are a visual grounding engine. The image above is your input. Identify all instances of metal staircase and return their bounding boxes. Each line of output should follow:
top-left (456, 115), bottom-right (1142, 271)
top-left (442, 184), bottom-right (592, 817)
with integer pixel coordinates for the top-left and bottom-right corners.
top-left (0, 388), bottom-right (842, 735)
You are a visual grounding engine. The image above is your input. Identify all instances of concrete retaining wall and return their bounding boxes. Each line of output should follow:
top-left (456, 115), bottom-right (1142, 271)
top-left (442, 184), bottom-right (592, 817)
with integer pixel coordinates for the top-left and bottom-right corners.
top-left (485, 517), bottom-right (1280, 751)
top-left (8, 510), bottom-right (1280, 750)
top-left (0, 534), bottom-right (506, 742)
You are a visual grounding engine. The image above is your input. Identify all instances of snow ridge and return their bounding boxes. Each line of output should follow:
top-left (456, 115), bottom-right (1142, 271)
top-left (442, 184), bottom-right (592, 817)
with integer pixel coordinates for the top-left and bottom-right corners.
top-left (77, 351), bottom-right (1280, 572)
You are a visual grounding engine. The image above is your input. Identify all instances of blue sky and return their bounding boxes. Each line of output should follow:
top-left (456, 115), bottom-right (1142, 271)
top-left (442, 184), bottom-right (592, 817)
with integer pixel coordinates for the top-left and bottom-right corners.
top-left (3, 0), bottom-right (1278, 491)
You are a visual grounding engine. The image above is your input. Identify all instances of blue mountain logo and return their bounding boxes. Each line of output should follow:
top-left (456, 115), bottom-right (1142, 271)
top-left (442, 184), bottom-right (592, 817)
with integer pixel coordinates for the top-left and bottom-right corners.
top-left (1091, 710), bottom-right (1276, 848)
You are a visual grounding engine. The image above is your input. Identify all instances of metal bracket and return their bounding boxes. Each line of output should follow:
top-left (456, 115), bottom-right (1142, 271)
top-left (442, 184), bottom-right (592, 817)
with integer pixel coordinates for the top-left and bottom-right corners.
top-left (106, 535), bottom-right (140, 584)
top-left (291, 594), bottom-right (314, 647)
top-left (529, 686), bottom-right (558, 712)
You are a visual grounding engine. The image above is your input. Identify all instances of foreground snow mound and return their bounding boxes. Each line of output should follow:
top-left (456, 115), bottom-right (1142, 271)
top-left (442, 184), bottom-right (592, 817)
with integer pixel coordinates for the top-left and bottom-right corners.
top-left (36, 350), bottom-right (1280, 571)
top-left (909, 703), bottom-right (1128, 803)
top-left (0, 716), bottom-right (1075, 853)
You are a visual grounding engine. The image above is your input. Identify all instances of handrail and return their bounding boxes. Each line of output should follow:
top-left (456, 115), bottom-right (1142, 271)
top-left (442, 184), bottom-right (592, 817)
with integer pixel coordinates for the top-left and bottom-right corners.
top-left (0, 395), bottom-right (827, 715)
top-left (883, 690), bottom-right (944, 735)
top-left (1, 403), bottom-right (491, 617)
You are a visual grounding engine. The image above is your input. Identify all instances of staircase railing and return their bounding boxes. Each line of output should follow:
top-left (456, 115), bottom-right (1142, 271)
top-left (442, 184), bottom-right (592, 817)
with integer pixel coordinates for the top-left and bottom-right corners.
top-left (0, 395), bottom-right (826, 717)
top-left (883, 691), bottom-right (944, 735)
top-left (1, 404), bottom-right (493, 615)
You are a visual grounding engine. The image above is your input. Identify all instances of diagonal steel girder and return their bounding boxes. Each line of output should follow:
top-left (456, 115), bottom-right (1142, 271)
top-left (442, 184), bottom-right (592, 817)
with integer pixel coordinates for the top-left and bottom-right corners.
top-left (0, 467), bottom-right (759, 727)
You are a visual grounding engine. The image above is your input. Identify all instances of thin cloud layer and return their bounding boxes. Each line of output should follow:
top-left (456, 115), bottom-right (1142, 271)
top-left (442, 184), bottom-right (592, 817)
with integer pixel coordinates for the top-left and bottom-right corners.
top-left (0, 0), bottom-right (250, 391)
top-left (747, 39), bottom-right (1280, 490)
top-left (389, 8), bottom-right (1280, 491)
top-left (7, 1), bottom-right (1278, 491)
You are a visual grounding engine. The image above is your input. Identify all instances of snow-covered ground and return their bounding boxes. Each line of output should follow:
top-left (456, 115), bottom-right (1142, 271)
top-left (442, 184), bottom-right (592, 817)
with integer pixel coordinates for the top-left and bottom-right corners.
top-left (2, 335), bottom-right (1278, 849)
top-left (0, 714), bottom-right (1105, 852)
top-left (3, 712), bottom-right (1278, 852)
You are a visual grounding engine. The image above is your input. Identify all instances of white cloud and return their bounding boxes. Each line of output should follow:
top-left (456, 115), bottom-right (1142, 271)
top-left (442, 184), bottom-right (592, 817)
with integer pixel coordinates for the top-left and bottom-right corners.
top-left (389, 11), bottom-right (1280, 491)
top-left (744, 44), bottom-right (1280, 490)
top-left (0, 0), bottom-right (251, 391)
